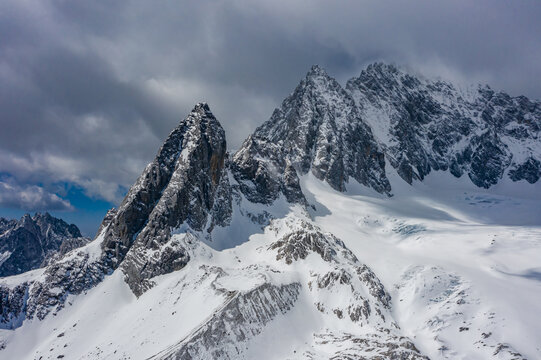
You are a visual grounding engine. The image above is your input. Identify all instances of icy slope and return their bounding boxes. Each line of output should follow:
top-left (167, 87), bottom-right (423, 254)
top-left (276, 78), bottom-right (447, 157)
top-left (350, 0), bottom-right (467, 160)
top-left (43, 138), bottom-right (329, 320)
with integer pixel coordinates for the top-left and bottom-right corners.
top-left (0, 205), bottom-right (428, 359)
top-left (302, 170), bottom-right (541, 359)
top-left (1, 173), bottom-right (539, 359)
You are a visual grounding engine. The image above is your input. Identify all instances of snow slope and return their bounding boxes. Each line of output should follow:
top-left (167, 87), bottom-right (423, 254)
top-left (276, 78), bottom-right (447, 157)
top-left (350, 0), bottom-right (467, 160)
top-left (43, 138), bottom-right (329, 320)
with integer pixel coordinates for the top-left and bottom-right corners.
top-left (1, 170), bottom-right (539, 359)
top-left (304, 170), bottom-right (541, 359)
top-left (1, 64), bottom-right (540, 359)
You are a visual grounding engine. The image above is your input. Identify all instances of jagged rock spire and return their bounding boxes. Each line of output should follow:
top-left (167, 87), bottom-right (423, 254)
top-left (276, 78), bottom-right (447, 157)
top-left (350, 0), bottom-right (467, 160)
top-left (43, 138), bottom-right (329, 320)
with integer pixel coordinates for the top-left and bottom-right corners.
top-left (306, 64), bottom-right (329, 78)
top-left (0, 213), bottom-right (88, 277)
top-left (101, 102), bottom-right (232, 295)
top-left (232, 64), bottom-right (390, 203)
top-left (346, 63), bottom-right (541, 186)
top-left (0, 103), bottom-right (232, 326)
top-left (2, 63), bottom-right (540, 334)
top-left (101, 103), bottom-right (228, 261)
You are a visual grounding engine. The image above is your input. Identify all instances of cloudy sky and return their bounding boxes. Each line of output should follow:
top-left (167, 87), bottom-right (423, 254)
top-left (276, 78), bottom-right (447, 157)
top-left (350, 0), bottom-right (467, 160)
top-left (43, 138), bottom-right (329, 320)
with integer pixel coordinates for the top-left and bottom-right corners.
top-left (1, 0), bottom-right (540, 235)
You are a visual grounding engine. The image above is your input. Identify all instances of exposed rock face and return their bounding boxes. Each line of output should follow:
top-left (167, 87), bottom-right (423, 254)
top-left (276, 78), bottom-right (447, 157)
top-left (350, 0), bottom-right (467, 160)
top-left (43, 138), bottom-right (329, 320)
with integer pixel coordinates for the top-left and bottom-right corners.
top-left (0, 282), bottom-right (28, 329)
top-left (269, 218), bottom-right (393, 328)
top-left (232, 65), bottom-right (390, 203)
top-left (102, 103), bottom-right (229, 271)
top-left (305, 332), bottom-right (429, 360)
top-left (0, 63), bottom-right (539, 359)
top-left (119, 102), bottom-right (231, 296)
top-left (0, 103), bottom-right (232, 324)
top-left (155, 282), bottom-right (301, 360)
top-left (147, 215), bottom-right (421, 360)
top-left (0, 247), bottom-right (110, 327)
top-left (346, 63), bottom-right (541, 187)
top-left (509, 156), bottom-right (541, 183)
top-left (27, 254), bottom-right (110, 321)
top-left (0, 213), bottom-right (89, 277)
top-left (268, 222), bottom-right (342, 264)
top-left (232, 64), bottom-right (540, 204)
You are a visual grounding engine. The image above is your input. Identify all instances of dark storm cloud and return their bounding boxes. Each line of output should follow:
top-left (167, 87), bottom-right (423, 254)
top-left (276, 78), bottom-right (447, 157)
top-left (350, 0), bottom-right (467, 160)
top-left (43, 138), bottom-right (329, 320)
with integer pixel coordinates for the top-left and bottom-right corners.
top-left (1, 0), bottom-right (540, 205)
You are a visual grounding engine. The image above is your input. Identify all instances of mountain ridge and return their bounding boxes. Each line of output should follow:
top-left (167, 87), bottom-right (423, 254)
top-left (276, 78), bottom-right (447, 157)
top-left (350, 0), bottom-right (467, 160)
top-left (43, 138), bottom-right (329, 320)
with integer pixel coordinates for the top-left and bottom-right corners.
top-left (233, 62), bottom-right (540, 204)
top-left (0, 63), bottom-right (539, 359)
top-left (0, 212), bottom-right (89, 277)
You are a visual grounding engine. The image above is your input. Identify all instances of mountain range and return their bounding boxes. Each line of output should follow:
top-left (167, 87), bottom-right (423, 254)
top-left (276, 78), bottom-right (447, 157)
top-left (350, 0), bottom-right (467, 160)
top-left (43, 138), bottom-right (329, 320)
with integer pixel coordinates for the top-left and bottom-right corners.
top-left (0, 213), bottom-right (89, 277)
top-left (0, 63), bottom-right (540, 359)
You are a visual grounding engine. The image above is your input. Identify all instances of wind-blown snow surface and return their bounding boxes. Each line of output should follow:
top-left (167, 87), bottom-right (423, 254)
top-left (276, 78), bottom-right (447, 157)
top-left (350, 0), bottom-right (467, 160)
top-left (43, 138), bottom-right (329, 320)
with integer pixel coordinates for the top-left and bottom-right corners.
top-left (1, 171), bottom-right (540, 359)
top-left (304, 171), bottom-right (541, 359)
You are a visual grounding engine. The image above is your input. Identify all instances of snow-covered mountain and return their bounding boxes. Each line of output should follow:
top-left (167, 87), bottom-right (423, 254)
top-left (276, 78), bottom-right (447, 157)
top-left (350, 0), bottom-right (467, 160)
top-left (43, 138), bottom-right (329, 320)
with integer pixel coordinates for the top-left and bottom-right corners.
top-left (0, 213), bottom-right (89, 277)
top-left (0, 64), bottom-right (540, 359)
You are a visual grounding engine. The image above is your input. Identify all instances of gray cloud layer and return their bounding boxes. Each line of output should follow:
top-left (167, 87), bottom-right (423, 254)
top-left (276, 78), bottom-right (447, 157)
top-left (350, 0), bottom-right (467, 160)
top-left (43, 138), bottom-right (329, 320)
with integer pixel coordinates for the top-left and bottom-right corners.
top-left (0, 179), bottom-right (73, 211)
top-left (1, 0), bottom-right (540, 205)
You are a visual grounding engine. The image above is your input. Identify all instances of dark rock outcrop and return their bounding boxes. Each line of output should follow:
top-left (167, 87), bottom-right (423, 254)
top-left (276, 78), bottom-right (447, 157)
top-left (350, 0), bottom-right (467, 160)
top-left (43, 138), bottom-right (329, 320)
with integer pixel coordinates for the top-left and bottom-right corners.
top-left (306, 332), bottom-right (429, 360)
top-left (0, 282), bottom-right (28, 329)
top-left (0, 63), bottom-right (538, 339)
top-left (509, 157), bottom-right (541, 183)
top-left (346, 63), bottom-right (541, 188)
top-left (0, 213), bottom-right (89, 277)
top-left (119, 103), bottom-right (231, 296)
top-left (231, 65), bottom-right (390, 204)
top-left (0, 103), bottom-right (233, 326)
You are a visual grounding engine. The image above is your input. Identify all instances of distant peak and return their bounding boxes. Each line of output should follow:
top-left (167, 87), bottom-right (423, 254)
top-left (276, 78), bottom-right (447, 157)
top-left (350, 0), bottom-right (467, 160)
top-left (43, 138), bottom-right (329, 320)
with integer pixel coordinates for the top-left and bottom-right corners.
top-left (19, 213), bottom-right (36, 229)
top-left (192, 102), bottom-right (211, 113)
top-left (372, 62), bottom-right (396, 69)
top-left (33, 212), bottom-right (52, 219)
top-left (306, 64), bottom-right (329, 78)
top-left (365, 62), bottom-right (400, 75)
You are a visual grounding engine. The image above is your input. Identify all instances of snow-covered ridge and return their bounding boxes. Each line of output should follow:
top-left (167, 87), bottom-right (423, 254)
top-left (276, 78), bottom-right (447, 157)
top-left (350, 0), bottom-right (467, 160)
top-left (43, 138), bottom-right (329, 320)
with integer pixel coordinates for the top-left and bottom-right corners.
top-left (0, 64), bottom-right (540, 359)
top-left (233, 62), bottom-right (540, 205)
top-left (347, 63), bottom-right (540, 187)
top-left (0, 213), bottom-right (89, 277)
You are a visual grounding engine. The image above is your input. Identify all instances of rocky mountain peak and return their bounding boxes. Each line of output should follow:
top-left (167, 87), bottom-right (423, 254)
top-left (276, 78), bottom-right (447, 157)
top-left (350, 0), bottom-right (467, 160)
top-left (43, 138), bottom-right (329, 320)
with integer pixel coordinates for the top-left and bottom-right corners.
top-left (18, 213), bottom-right (37, 232)
top-left (305, 64), bottom-right (332, 81)
top-left (233, 62), bottom-right (540, 201)
top-left (96, 102), bottom-right (231, 295)
top-left (345, 63), bottom-right (541, 186)
top-left (192, 101), bottom-right (211, 112)
top-left (1, 65), bottom-right (539, 349)
top-left (232, 64), bottom-right (390, 201)
top-left (302, 64), bottom-right (346, 95)
top-left (364, 62), bottom-right (400, 75)
top-left (0, 64), bottom-right (540, 359)
top-left (0, 102), bottom-right (234, 327)
top-left (34, 211), bottom-right (52, 220)
top-left (32, 212), bottom-right (82, 239)
top-left (346, 63), bottom-right (420, 104)
top-left (0, 103), bottom-right (234, 325)
top-left (0, 213), bottom-right (89, 277)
